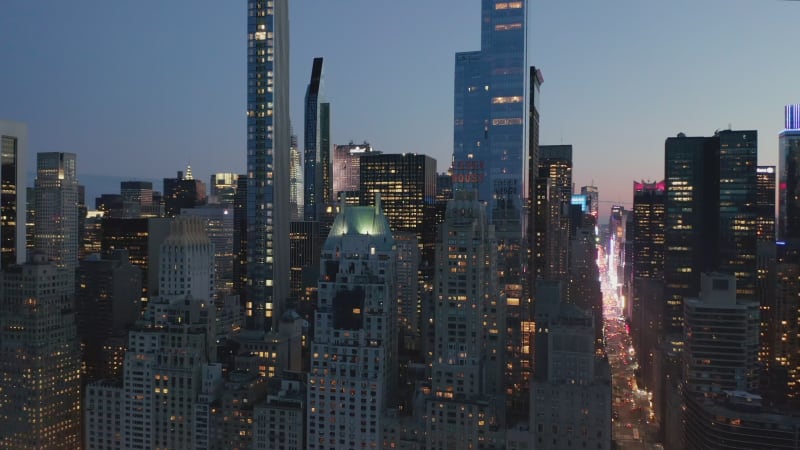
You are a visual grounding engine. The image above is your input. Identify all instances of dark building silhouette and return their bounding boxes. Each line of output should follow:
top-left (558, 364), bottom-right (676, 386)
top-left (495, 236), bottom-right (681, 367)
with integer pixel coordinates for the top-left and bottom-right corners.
top-left (163, 167), bottom-right (207, 217)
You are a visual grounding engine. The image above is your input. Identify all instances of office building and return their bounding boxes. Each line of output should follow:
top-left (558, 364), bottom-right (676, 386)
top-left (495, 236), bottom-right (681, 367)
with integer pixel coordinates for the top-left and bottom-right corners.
top-left (536, 145), bottom-right (573, 282)
top-left (84, 218), bottom-right (219, 450)
top-left (664, 131), bottom-right (758, 342)
top-left (0, 254), bottom-right (82, 449)
top-left (75, 250), bottom-right (142, 382)
top-left (33, 152), bottom-right (79, 270)
top-left (332, 141), bottom-right (376, 203)
top-left (101, 217), bottom-right (171, 303)
top-left (289, 133), bottom-right (303, 220)
top-left (772, 241), bottom-right (800, 403)
top-left (209, 172), bottom-right (238, 206)
top-left (780, 104), bottom-right (800, 239)
top-left (359, 152), bottom-right (436, 263)
top-left (581, 184), bottom-right (599, 219)
top-left (631, 180), bottom-right (666, 385)
top-left (529, 296), bottom-right (612, 450)
top-left (304, 57), bottom-right (324, 221)
top-left (395, 231), bottom-right (420, 351)
top-left (0, 120), bottom-right (26, 269)
top-left (453, 0), bottom-right (527, 227)
top-left (117, 180), bottom-right (163, 218)
top-left (246, 0), bottom-right (290, 330)
top-left (425, 190), bottom-right (506, 449)
top-left (163, 167), bottom-right (207, 217)
top-left (756, 166), bottom-right (776, 242)
top-left (307, 199), bottom-right (398, 449)
top-left (181, 204), bottom-right (235, 292)
top-left (233, 174), bottom-right (248, 302)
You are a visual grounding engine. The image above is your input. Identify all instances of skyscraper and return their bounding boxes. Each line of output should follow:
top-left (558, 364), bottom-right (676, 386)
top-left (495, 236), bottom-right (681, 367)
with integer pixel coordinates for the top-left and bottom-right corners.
top-left (0, 254), bottom-right (82, 449)
top-left (581, 184), bottom-right (599, 219)
top-left (289, 133), bottom-right (303, 220)
top-left (304, 57), bottom-right (324, 221)
top-left (332, 141), bottom-right (376, 203)
top-left (307, 199), bottom-right (398, 449)
top-left (246, 0), bottom-right (290, 330)
top-left (34, 152), bottom-right (79, 270)
top-left (756, 166), bottom-right (776, 242)
top-left (359, 152), bottom-right (437, 263)
top-left (163, 167), bottom-right (207, 217)
top-left (453, 0), bottom-right (527, 226)
top-left (0, 120), bottom-right (26, 269)
top-left (426, 190), bottom-right (506, 449)
top-left (209, 172), bottom-right (239, 206)
top-left (779, 104), bottom-right (800, 239)
top-left (536, 145), bottom-right (573, 282)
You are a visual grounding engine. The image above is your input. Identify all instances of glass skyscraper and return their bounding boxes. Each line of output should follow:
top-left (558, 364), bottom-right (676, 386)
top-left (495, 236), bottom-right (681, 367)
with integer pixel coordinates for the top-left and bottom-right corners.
top-left (304, 57), bottom-right (323, 221)
top-left (0, 120), bottom-right (26, 270)
top-left (246, 0), bottom-right (290, 330)
top-left (779, 104), bottom-right (800, 240)
top-left (453, 0), bottom-right (527, 225)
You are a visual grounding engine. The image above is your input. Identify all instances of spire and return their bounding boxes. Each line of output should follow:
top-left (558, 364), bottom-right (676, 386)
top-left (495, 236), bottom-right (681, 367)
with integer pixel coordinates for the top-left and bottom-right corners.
top-left (185, 164), bottom-right (193, 180)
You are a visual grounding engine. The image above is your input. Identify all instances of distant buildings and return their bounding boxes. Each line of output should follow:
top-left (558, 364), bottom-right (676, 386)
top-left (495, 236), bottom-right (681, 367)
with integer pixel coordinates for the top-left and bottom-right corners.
top-left (163, 166), bottom-right (207, 217)
top-left (209, 172), bottom-right (238, 206)
top-left (332, 141), bottom-right (376, 203)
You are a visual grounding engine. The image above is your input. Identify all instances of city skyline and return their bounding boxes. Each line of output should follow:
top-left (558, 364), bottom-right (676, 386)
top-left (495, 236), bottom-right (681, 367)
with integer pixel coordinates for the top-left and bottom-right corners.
top-left (0, 0), bottom-right (797, 213)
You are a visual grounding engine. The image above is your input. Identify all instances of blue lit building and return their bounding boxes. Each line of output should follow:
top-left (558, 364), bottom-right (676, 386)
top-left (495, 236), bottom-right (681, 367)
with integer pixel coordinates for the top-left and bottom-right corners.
top-left (453, 0), bottom-right (527, 225)
top-left (246, 0), bottom-right (290, 330)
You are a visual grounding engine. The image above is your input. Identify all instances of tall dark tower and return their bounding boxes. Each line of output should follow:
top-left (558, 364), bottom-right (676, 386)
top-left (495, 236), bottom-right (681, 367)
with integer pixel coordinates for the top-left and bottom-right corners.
top-left (0, 120), bottom-right (26, 270)
top-left (779, 104), bottom-right (800, 240)
top-left (756, 166), bottom-right (776, 242)
top-left (536, 145), bottom-right (572, 282)
top-left (631, 180), bottom-right (665, 384)
top-left (246, 0), bottom-right (290, 330)
top-left (304, 57), bottom-right (323, 222)
top-left (526, 66), bottom-right (542, 295)
top-left (663, 131), bottom-right (757, 339)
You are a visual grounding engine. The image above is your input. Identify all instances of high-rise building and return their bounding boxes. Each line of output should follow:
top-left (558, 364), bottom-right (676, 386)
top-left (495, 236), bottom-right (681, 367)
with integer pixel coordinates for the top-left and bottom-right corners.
top-left (289, 133), bottom-right (303, 220)
top-left (631, 180), bottom-right (666, 384)
top-left (75, 249), bottom-right (142, 382)
top-left (163, 167), bottom-right (207, 217)
top-left (181, 204), bottom-right (235, 292)
top-left (772, 241), bottom-right (800, 403)
top-left (0, 120), bottom-right (26, 270)
top-left (209, 172), bottom-right (239, 206)
top-left (233, 174), bottom-right (248, 302)
top-left (536, 145), bottom-right (572, 282)
top-left (101, 217), bottom-right (171, 303)
top-left (664, 131), bottom-right (758, 340)
top-left (304, 57), bottom-right (324, 221)
top-left (307, 199), bottom-right (398, 449)
top-left (529, 294), bottom-right (611, 450)
top-left (757, 166), bottom-right (776, 242)
top-left (394, 231), bottom-right (420, 351)
top-left (359, 152), bottom-right (437, 263)
top-left (426, 190), bottom-right (506, 449)
top-left (581, 184), bottom-right (599, 219)
top-left (0, 254), bottom-right (82, 449)
top-left (84, 217), bottom-right (219, 450)
top-left (34, 152), bottom-right (79, 270)
top-left (319, 102), bottom-right (331, 208)
top-left (332, 142), bottom-right (376, 203)
top-left (779, 104), bottom-right (800, 240)
top-left (246, 0), bottom-right (290, 330)
top-left (253, 378), bottom-right (306, 450)
top-left (453, 0), bottom-right (527, 227)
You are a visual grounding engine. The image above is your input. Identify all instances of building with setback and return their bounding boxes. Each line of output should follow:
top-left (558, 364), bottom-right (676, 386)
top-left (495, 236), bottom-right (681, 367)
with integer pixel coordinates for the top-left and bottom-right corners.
top-left (163, 166), bottom-right (207, 217)
top-left (34, 152), bottom-right (79, 270)
top-left (0, 254), bottom-right (82, 449)
top-left (307, 198), bottom-right (398, 449)
top-left (426, 190), bottom-right (506, 449)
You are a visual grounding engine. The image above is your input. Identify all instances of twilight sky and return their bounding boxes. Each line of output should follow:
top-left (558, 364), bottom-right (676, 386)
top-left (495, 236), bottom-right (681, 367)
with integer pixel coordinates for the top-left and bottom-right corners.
top-left (0, 0), bottom-right (796, 217)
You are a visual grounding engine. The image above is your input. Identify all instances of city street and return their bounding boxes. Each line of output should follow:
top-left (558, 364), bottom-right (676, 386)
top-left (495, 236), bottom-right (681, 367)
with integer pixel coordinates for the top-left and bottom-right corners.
top-left (598, 244), bottom-right (662, 449)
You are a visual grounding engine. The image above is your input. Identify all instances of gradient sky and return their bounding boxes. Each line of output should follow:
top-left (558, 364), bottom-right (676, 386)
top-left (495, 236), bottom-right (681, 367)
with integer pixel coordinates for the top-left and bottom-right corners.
top-left (0, 0), bottom-right (796, 217)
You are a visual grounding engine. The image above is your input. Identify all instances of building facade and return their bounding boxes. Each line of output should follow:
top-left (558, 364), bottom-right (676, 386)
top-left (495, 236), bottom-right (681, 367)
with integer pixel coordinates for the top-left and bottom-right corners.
top-left (307, 200), bottom-right (398, 449)
top-left (34, 152), bottom-right (79, 270)
top-left (0, 120), bottom-right (26, 270)
top-left (0, 254), bottom-right (82, 449)
top-left (246, 0), bottom-right (290, 329)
